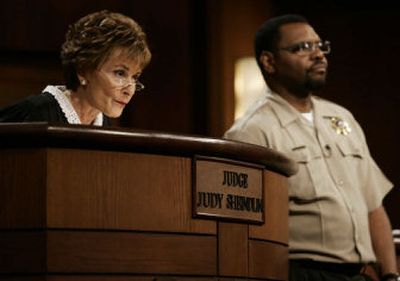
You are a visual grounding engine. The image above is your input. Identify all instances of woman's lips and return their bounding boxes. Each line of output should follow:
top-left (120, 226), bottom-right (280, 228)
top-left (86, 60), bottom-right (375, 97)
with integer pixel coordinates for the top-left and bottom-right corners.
top-left (115, 100), bottom-right (127, 106)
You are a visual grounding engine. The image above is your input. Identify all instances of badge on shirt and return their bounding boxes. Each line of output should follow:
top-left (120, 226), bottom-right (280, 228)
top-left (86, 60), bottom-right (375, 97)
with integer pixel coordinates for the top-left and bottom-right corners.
top-left (326, 116), bottom-right (352, 135)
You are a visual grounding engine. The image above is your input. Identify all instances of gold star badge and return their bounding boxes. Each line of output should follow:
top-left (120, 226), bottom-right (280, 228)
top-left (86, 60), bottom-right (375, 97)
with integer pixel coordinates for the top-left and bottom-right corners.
top-left (327, 116), bottom-right (352, 135)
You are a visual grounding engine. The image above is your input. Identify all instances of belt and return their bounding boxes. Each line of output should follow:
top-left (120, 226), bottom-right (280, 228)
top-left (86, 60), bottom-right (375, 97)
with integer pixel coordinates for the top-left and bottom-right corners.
top-left (290, 259), bottom-right (365, 277)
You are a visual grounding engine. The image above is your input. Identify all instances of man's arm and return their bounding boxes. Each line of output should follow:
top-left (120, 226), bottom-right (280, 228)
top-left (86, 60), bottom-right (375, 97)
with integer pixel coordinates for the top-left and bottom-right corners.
top-left (369, 205), bottom-right (398, 277)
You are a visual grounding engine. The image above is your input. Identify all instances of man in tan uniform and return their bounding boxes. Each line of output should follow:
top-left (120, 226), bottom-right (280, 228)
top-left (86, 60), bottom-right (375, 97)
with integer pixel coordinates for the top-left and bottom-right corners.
top-left (224, 14), bottom-right (398, 281)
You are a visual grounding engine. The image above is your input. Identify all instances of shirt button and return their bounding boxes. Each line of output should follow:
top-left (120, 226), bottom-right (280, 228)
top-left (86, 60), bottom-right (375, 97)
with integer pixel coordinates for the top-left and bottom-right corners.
top-left (338, 179), bottom-right (344, 186)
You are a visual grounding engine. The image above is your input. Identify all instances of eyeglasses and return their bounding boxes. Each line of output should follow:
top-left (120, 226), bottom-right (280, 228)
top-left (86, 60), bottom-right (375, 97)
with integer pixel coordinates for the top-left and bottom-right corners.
top-left (114, 76), bottom-right (145, 91)
top-left (279, 40), bottom-right (331, 56)
top-left (104, 69), bottom-right (145, 92)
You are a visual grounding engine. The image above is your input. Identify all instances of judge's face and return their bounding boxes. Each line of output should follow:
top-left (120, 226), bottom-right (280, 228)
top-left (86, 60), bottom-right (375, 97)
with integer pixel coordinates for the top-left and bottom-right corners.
top-left (81, 47), bottom-right (143, 118)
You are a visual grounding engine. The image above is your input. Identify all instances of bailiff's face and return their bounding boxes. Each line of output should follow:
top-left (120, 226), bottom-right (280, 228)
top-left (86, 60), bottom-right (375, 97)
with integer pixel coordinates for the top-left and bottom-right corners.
top-left (82, 47), bottom-right (143, 118)
top-left (273, 22), bottom-right (329, 95)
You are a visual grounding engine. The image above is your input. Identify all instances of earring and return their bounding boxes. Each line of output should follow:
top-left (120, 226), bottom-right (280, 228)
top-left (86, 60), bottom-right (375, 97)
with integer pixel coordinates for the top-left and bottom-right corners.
top-left (81, 79), bottom-right (87, 86)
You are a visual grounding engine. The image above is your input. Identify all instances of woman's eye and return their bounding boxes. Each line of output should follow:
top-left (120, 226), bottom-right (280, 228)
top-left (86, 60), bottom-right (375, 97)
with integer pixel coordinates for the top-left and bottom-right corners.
top-left (114, 70), bottom-right (126, 77)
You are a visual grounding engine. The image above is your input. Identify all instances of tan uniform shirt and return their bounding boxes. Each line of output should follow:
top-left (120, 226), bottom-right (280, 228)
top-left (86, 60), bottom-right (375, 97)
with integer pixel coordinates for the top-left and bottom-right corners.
top-left (224, 91), bottom-right (393, 263)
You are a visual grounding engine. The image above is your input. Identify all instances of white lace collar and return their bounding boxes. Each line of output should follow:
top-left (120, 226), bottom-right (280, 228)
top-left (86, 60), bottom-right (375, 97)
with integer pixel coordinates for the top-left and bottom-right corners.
top-left (43, 85), bottom-right (103, 126)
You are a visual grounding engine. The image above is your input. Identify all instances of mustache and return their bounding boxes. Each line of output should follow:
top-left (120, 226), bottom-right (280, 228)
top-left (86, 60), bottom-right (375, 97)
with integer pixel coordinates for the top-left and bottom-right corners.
top-left (309, 62), bottom-right (328, 70)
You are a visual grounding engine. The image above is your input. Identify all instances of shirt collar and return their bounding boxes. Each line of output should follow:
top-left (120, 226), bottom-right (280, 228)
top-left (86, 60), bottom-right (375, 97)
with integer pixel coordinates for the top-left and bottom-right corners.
top-left (266, 89), bottom-right (306, 127)
top-left (266, 89), bottom-right (340, 128)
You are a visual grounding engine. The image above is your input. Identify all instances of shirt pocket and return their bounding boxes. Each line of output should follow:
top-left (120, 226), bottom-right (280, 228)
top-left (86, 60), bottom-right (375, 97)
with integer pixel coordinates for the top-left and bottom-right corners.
top-left (335, 139), bottom-right (363, 159)
top-left (287, 146), bottom-right (318, 200)
top-left (335, 139), bottom-right (364, 183)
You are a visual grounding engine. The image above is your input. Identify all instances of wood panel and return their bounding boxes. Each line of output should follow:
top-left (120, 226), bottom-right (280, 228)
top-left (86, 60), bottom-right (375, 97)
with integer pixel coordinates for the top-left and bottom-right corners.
top-left (0, 230), bottom-right (216, 275)
top-left (0, 149), bottom-right (47, 228)
top-left (249, 170), bottom-right (288, 244)
top-left (46, 231), bottom-right (216, 275)
top-left (46, 149), bottom-right (216, 234)
top-left (0, 231), bottom-right (46, 273)
top-left (0, 129), bottom-right (290, 280)
top-left (248, 239), bottom-right (288, 280)
top-left (218, 222), bottom-right (248, 277)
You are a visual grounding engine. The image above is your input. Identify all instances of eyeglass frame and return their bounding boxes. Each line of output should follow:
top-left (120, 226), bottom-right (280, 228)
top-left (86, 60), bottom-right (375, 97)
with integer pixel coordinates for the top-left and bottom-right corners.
top-left (115, 76), bottom-right (145, 91)
top-left (278, 40), bottom-right (331, 56)
top-left (101, 68), bottom-right (145, 92)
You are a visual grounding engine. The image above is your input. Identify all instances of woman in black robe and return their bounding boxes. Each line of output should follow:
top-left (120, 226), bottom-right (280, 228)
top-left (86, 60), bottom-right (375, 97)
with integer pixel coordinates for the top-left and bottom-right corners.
top-left (0, 10), bottom-right (151, 126)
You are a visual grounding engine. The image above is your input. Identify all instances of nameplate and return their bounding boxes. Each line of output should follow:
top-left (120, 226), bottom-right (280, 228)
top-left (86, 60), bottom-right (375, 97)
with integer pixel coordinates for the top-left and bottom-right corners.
top-left (193, 156), bottom-right (264, 224)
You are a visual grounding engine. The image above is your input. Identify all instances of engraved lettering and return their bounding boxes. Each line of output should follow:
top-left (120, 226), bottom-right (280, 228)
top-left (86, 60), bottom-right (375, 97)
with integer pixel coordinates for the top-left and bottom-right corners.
top-left (197, 192), bottom-right (224, 209)
top-left (226, 194), bottom-right (263, 213)
top-left (222, 170), bottom-right (248, 188)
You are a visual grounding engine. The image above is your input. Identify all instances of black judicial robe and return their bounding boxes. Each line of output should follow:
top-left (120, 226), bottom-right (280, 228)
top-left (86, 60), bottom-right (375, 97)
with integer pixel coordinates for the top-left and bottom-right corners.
top-left (0, 92), bottom-right (111, 125)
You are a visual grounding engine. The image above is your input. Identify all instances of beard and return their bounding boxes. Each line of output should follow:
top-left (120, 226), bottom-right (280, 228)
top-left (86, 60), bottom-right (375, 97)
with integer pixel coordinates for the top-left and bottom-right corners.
top-left (304, 73), bottom-right (327, 91)
top-left (287, 75), bottom-right (326, 98)
top-left (304, 64), bottom-right (328, 91)
top-left (272, 67), bottom-right (328, 98)
top-left (305, 78), bottom-right (326, 91)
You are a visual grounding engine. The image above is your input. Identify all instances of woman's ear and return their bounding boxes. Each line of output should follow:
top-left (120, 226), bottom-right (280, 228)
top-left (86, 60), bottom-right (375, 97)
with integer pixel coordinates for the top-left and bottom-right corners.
top-left (77, 73), bottom-right (88, 86)
top-left (260, 51), bottom-right (275, 75)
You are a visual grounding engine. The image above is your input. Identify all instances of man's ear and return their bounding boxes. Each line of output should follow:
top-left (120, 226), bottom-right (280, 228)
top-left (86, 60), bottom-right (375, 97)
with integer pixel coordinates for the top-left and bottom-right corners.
top-left (259, 51), bottom-right (276, 75)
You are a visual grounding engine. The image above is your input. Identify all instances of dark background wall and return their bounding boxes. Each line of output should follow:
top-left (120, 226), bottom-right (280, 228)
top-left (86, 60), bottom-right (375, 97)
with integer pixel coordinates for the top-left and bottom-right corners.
top-left (0, 0), bottom-right (399, 228)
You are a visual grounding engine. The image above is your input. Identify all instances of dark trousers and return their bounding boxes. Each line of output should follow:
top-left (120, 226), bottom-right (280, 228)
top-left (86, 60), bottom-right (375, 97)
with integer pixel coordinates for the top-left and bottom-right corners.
top-left (290, 260), bottom-right (374, 281)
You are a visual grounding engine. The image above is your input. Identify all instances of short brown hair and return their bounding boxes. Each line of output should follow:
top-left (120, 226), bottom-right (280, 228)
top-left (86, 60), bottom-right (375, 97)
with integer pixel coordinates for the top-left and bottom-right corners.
top-left (61, 10), bottom-right (151, 91)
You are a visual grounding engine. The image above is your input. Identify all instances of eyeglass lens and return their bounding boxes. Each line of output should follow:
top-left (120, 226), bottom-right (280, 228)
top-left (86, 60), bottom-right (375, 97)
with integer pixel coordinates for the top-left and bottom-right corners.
top-left (281, 41), bottom-right (330, 55)
top-left (114, 76), bottom-right (145, 91)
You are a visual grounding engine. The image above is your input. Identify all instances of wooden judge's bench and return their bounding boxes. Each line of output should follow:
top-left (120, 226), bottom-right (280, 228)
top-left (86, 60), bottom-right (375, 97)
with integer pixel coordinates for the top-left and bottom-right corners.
top-left (0, 123), bottom-right (297, 281)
